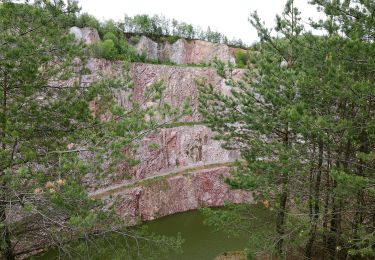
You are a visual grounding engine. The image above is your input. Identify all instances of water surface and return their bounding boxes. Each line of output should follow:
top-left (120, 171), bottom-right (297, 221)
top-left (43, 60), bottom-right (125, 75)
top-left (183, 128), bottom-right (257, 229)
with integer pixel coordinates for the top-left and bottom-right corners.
top-left (145, 210), bottom-right (249, 260)
top-left (34, 205), bottom-right (273, 260)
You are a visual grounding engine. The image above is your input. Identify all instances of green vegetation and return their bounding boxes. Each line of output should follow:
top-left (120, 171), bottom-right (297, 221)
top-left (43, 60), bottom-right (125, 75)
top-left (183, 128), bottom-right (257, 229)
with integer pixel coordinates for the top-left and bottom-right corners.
top-left (122, 14), bottom-right (246, 48)
top-left (33, 226), bottom-right (183, 260)
top-left (90, 34), bottom-right (139, 61)
top-left (199, 0), bottom-right (375, 259)
top-left (0, 1), bottom-right (187, 259)
top-left (201, 203), bottom-right (275, 259)
top-left (70, 11), bottom-right (250, 67)
top-left (234, 50), bottom-right (250, 68)
top-left (72, 12), bottom-right (247, 48)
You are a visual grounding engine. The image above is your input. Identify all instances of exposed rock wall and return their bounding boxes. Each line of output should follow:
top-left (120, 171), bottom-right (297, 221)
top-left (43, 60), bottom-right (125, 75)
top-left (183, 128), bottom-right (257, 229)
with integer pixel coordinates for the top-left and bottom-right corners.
top-left (74, 57), bottom-right (253, 221)
top-left (69, 26), bottom-right (100, 45)
top-left (100, 166), bottom-right (252, 224)
top-left (13, 28), bottom-right (252, 259)
top-left (134, 36), bottom-right (236, 65)
top-left (82, 59), bottom-right (243, 121)
top-left (132, 126), bottom-right (240, 180)
top-left (69, 27), bottom-right (240, 66)
top-left (67, 26), bottom-right (252, 222)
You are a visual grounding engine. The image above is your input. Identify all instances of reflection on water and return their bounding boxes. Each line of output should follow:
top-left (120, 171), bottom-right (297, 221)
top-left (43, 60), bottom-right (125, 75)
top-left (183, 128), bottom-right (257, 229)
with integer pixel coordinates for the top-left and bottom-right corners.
top-left (145, 210), bottom-right (249, 260)
top-left (34, 205), bottom-right (273, 260)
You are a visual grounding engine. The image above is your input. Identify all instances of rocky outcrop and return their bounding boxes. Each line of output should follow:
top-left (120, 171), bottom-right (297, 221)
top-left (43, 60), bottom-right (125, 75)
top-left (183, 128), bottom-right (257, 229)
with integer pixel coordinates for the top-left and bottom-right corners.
top-left (79, 59), bottom-right (243, 121)
top-left (132, 125), bottom-right (240, 180)
top-left (134, 36), bottom-right (236, 65)
top-left (80, 59), bottom-right (254, 225)
top-left (69, 26), bottom-right (100, 45)
top-left (131, 62), bottom-right (234, 121)
top-left (69, 27), bottom-right (240, 65)
top-left (79, 60), bottom-right (245, 191)
top-left (65, 29), bottom-right (251, 221)
top-left (13, 30), bottom-right (252, 259)
top-left (100, 166), bottom-right (252, 224)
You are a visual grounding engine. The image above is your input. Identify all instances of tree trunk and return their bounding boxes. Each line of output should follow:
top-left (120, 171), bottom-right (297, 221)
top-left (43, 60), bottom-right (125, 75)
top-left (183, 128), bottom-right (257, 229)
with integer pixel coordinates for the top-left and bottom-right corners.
top-left (327, 140), bottom-right (350, 259)
top-left (275, 128), bottom-right (291, 256)
top-left (305, 140), bottom-right (323, 259)
top-left (276, 182), bottom-right (288, 257)
top-left (1, 69), bottom-right (14, 260)
top-left (322, 146), bottom-right (331, 255)
top-left (352, 130), bottom-right (367, 250)
top-left (0, 204), bottom-right (14, 260)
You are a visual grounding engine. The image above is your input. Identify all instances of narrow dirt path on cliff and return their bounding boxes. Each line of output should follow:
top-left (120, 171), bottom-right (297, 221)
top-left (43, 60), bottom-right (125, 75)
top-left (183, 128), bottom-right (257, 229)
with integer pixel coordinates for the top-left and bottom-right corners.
top-left (89, 160), bottom-right (240, 199)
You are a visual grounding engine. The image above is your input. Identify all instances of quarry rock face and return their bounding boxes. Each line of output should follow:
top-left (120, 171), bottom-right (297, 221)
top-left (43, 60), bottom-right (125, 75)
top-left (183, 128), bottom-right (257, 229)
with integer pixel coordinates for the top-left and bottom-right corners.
top-left (66, 28), bottom-right (252, 221)
top-left (132, 125), bottom-right (240, 180)
top-left (69, 26), bottom-right (100, 45)
top-left (133, 36), bottom-right (236, 65)
top-left (101, 166), bottom-right (252, 224)
top-left (69, 27), bottom-right (239, 65)
top-left (79, 59), bottom-right (244, 121)
top-left (76, 57), bottom-right (252, 220)
top-left (135, 35), bottom-right (159, 60)
top-left (14, 29), bottom-right (253, 259)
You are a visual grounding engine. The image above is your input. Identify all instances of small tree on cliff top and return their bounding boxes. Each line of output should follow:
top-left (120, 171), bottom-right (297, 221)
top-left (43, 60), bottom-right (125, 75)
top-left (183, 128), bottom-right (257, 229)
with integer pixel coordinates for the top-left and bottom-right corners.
top-left (0, 1), bottom-right (184, 259)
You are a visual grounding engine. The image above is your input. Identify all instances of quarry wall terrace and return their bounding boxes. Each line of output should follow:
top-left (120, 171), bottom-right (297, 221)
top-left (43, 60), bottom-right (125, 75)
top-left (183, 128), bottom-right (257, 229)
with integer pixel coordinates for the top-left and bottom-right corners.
top-left (71, 27), bottom-right (253, 222)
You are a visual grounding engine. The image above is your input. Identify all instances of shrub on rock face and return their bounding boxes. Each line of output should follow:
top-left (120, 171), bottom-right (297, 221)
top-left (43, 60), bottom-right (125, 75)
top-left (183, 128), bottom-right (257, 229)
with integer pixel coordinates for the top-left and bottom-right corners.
top-left (130, 35), bottom-right (141, 44)
top-left (75, 13), bottom-right (101, 30)
top-left (92, 39), bottom-right (118, 60)
top-left (118, 39), bottom-right (139, 61)
top-left (103, 32), bottom-right (118, 45)
top-left (234, 50), bottom-right (250, 68)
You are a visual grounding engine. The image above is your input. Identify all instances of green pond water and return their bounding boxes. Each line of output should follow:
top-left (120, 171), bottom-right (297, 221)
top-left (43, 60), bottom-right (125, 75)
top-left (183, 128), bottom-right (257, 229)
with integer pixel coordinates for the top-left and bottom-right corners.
top-left (144, 210), bottom-right (249, 260)
top-left (35, 205), bottom-right (272, 260)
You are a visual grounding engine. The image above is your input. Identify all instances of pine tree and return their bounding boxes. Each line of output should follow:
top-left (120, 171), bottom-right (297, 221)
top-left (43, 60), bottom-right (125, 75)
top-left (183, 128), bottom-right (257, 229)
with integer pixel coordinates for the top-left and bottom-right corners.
top-left (199, 1), bottom-right (306, 256)
top-left (199, 0), bottom-right (375, 258)
top-left (0, 1), bottom-right (184, 259)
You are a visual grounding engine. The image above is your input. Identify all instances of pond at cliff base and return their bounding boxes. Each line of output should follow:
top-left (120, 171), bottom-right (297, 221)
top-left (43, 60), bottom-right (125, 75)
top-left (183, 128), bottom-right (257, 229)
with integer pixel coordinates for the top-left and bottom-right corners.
top-left (34, 205), bottom-right (273, 260)
top-left (144, 210), bottom-right (249, 260)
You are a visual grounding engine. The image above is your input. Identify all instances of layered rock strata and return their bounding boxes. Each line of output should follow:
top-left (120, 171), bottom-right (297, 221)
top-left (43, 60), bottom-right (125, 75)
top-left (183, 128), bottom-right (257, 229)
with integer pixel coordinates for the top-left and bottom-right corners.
top-left (96, 166), bottom-right (252, 224)
top-left (74, 57), bottom-right (252, 222)
top-left (134, 35), bottom-right (237, 65)
top-left (68, 27), bottom-right (253, 222)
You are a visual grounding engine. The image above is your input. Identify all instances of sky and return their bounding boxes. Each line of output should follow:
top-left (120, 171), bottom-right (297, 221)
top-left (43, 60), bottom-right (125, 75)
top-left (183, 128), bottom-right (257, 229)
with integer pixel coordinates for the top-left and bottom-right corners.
top-left (77, 0), bottom-right (324, 44)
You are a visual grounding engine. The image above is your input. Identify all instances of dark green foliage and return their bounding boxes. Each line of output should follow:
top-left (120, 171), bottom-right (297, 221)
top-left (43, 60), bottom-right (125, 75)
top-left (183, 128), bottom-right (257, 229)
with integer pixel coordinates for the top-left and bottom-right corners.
top-left (103, 32), bottom-right (118, 44)
top-left (92, 39), bottom-right (118, 60)
top-left (75, 12), bottom-right (101, 29)
top-left (234, 50), bottom-right (250, 68)
top-left (122, 14), bottom-right (247, 48)
top-left (0, 1), bottom-right (186, 259)
top-left (212, 58), bottom-right (227, 78)
top-left (91, 29), bottom-right (139, 61)
top-left (199, 0), bottom-right (375, 258)
top-left (129, 35), bottom-right (141, 44)
top-left (201, 203), bottom-right (275, 257)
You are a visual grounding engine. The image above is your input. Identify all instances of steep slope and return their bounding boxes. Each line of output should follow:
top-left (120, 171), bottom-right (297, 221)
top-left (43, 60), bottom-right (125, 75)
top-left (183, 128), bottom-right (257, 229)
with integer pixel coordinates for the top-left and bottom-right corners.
top-left (70, 28), bottom-right (254, 223)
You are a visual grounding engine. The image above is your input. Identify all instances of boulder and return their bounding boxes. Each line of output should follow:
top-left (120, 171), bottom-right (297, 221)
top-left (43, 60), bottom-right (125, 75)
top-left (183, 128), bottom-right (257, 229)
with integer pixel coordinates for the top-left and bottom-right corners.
top-left (69, 26), bottom-right (100, 45)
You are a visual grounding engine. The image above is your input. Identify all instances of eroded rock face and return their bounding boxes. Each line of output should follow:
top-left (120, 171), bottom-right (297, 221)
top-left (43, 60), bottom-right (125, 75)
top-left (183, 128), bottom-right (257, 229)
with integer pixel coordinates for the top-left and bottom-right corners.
top-left (134, 36), bottom-right (158, 60)
top-left (103, 166), bottom-right (252, 224)
top-left (69, 26), bottom-right (100, 45)
top-left (130, 62), bottom-right (244, 121)
top-left (133, 125), bottom-right (240, 180)
top-left (132, 36), bottom-right (236, 65)
top-left (51, 56), bottom-right (251, 223)
top-left (79, 60), bottom-right (244, 192)
top-left (68, 27), bottom-right (240, 66)
top-left (74, 59), bottom-right (244, 121)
